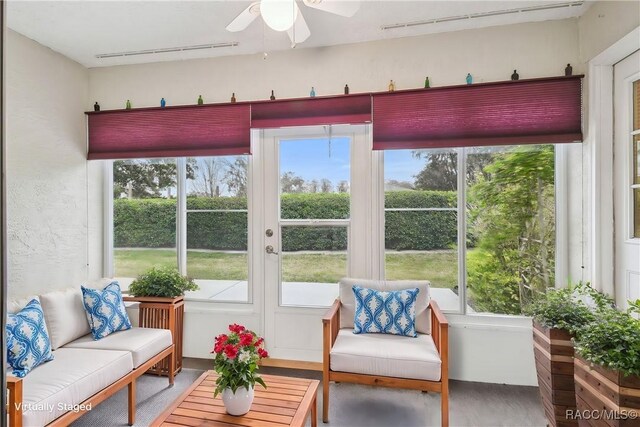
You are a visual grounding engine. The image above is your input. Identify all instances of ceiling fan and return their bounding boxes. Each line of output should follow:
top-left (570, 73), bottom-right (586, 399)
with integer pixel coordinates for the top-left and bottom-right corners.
top-left (226, 0), bottom-right (360, 45)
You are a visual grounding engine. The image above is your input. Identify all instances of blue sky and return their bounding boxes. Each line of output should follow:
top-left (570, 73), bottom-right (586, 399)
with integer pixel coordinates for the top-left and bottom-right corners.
top-left (281, 138), bottom-right (424, 184)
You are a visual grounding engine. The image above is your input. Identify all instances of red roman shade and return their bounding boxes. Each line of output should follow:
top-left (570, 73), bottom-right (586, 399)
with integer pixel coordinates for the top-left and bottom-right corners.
top-left (372, 76), bottom-right (583, 150)
top-left (87, 103), bottom-right (251, 160)
top-left (251, 94), bottom-right (371, 128)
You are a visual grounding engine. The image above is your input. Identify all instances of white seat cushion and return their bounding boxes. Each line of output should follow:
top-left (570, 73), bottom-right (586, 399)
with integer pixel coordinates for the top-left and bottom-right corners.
top-left (39, 288), bottom-right (91, 350)
top-left (339, 278), bottom-right (431, 334)
top-left (330, 329), bottom-right (442, 381)
top-left (64, 327), bottom-right (172, 368)
top-left (14, 348), bottom-right (133, 426)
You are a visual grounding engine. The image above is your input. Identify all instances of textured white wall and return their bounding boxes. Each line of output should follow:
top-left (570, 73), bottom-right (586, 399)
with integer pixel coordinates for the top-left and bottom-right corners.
top-left (89, 19), bottom-right (581, 109)
top-left (6, 30), bottom-right (91, 298)
top-left (578, 1), bottom-right (640, 63)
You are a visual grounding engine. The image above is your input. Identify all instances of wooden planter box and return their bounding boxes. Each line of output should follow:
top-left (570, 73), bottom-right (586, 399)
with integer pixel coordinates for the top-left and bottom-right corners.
top-left (574, 356), bottom-right (640, 427)
top-left (123, 295), bottom-right (184, 377)
top-left (533, 321), bottom-right (578, 427)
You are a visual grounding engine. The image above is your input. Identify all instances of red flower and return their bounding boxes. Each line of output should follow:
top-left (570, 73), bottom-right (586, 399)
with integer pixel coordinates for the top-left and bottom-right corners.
top-left (257, 348), bottom-right (269, 358)
top-left (212, 334), bottom-right (228, 353)
top-left (239, 333), bottom-right (254, 346)
top-left (224, 344), bottom-right (239, 359)
top-left (229, 323), bottom-right (246, 334)
top-left (254, 337), bottom-right (264, 347)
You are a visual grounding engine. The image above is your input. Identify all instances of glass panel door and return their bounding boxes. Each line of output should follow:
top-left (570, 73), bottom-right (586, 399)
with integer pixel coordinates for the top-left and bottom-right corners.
top-left (279, 137), bottom-right (350, 307)
top-left (262, 126), bottom-right (364, 361)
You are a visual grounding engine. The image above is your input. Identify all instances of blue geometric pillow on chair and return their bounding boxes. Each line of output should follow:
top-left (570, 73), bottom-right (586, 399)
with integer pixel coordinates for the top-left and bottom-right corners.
top-left (81, 281), bottom-right (132, 340)
top-left (6, 299), bottom-right (55, 377)
top-left (352, 285), bottom-right (420, 337)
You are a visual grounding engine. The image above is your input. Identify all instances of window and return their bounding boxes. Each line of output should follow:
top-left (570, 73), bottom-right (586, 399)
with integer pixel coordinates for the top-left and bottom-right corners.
top-left (111, 155), bottom-right (250, 302)
top-left (383, 144), bottom-right (559, 315)
top-left (113, 158), bottom-right (177, 280)
top-left (384, 149), bottom-right (459, 311)
top-left (279, 137), bottom-right (350, 307)
top-left (466, 145), bottom-right (556, 315)
top-left (186, 156), bottom-right (249, 302)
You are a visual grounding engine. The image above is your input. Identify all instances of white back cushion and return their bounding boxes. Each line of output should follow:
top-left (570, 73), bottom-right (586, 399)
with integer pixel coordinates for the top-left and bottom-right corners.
top-left (339, 278), bottom-right (431, 334)
top-left (8, 296), bottom-right (40, 314)
top-left (39, 288), bottom-right (90, 350)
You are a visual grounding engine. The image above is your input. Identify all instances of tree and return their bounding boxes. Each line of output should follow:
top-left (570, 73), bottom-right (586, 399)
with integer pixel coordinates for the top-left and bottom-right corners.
top-left (114, 159), bottom-right (178, 199)
top-left (412, 151), bottom-right (493, 191)
top-left (337, 180), bottom-right (349, 193)
top-left (281, 172), bottom-right (305, 193)
top-left (320, 178), bottom-right (333, 193)
top-left (224, 157), bottom-right (248, 197)
top-left (466, 146), bottom-right (556, 314)
top-left (307, 179), bottom-right (319, 193)
top-left (190, 158), bottom-right (224, 197)
top-left (384, 179), bottom-right (414, 191)
top-left (413, 152), bottom-right (457, 191)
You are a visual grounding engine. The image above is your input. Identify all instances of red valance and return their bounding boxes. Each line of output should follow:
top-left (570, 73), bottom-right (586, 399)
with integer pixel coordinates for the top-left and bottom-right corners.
top-left (87, 104), bottom-right (251, 160)
top-left (372, 76), bottom-right (583, 150)
top-left (250, 94), bottom-right (371, 128)
top-left (87, 76), bottom-right (583, 160)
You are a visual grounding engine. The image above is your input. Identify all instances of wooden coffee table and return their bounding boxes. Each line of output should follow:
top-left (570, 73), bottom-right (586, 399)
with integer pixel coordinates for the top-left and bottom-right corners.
top-left (152, 371), bottom-right (319, 427)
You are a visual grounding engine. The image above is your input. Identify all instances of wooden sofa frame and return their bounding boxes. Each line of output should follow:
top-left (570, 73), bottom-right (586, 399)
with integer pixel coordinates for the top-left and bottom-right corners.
top-left (322, 299), bottom-right (449, 427)
top-left (6, 344), bottom-right (175, 427)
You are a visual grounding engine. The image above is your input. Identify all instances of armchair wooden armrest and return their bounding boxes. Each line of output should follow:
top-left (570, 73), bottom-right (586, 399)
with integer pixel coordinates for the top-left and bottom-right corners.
top-left (429, 299), bottom-right (449, 379)
top-left (429, 299), bottom-right (448, 355)
top-left (7, 376), bottom-right (23, 427)
top-left (322, 299), bottom-right (341, 351)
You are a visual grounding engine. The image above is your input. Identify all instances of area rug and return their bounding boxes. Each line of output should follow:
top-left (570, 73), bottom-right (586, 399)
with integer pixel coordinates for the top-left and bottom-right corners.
top-left (71, 368), bottom-right (204, 426)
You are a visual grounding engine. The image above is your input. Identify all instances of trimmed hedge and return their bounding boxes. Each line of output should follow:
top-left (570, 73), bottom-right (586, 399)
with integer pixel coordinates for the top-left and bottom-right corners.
top-left (114, 191), bottom-right (457, 251)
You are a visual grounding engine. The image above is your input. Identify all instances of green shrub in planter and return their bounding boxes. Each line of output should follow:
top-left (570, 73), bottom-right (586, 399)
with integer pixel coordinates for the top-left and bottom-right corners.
top-left (524, 282), bottom-right (596, 335)
top-left (525, 282), bottom-right (600, 427)
top-left (128, 267), bottom-right (199, 298)
top-left (574, 301), bottom-right (640, 377)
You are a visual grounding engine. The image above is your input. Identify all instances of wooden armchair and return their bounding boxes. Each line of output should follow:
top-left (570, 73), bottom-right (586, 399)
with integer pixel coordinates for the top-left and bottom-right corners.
top-left (322, 279), bottom-right (449, 427)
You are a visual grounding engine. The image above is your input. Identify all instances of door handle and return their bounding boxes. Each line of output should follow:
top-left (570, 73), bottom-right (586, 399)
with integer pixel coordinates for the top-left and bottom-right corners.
top-left (265, 245), bottom-right (279, 255)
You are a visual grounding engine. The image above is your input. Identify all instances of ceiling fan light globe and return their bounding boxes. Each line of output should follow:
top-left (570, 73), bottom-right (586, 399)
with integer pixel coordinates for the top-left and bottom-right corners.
top-left (260, 0), bottom-right (299, 32)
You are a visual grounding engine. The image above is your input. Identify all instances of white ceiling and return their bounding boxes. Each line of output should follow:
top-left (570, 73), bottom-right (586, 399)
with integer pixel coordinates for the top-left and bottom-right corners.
top-left (8, 0), bottom-right (592, 68)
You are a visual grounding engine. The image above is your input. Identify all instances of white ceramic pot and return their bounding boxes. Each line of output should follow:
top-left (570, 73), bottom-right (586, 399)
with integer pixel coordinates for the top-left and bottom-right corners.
top-left (221, 386), bottom-right (254, 416)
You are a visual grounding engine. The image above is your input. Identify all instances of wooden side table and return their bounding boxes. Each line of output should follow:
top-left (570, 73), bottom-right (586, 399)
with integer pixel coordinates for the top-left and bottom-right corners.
top-left (123, 295), bottom-right (184, 376)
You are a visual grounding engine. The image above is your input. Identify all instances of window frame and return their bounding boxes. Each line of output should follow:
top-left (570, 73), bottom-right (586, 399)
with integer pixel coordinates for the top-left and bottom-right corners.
top-left (630, 80), bottom-right (640, 240)
top-left (104, 155), bottom-right (254, 305)
top-left (103, 136), bottom-right (572, 316)
top-left (274, 132), bottom-right (353, 308)
top-left (379, 144), bottom-right (571, 316)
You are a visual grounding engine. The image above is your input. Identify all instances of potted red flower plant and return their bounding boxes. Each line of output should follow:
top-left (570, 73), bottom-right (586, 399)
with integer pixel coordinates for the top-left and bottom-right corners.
top-left (211, 324), bottom-right (269, 415)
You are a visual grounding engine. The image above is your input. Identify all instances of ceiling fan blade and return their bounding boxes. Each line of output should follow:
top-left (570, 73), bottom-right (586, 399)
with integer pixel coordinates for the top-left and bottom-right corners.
top-left (287, 10), bottom-right (311, 45)
top-left (302, 0), bottom-right (360, 17)
top-left (226, 2), bottom-right (260, 32)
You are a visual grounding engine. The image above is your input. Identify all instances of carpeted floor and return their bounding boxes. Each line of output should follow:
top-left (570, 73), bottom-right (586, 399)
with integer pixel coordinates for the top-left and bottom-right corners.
top-left (72, 365), bottom-right (547, 427)
top-left (71, 369), bottom-right (204, 427)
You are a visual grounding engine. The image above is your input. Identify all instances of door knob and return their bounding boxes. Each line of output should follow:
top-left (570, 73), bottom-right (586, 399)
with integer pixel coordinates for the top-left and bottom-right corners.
top-left (265, 245), bottom-right (279, 255)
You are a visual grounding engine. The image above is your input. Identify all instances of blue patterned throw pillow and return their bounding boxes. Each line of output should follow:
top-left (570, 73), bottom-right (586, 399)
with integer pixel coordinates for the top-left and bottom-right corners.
top-left (6, 299), bottom-right (55, 377)
top-left (353, 285), bottom-right (420, 337)
top-left (81, 281), bottom-right (132, 340)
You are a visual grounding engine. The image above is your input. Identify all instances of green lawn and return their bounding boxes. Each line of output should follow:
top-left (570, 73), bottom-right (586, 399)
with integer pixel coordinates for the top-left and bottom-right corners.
top-left (114, 249), bottom-right (458, 288)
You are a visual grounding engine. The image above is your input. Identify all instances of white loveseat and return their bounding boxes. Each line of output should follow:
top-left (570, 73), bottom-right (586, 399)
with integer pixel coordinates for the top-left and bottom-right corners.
top-left (6, 285), bottom-right (175, 427)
